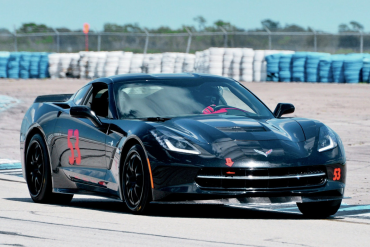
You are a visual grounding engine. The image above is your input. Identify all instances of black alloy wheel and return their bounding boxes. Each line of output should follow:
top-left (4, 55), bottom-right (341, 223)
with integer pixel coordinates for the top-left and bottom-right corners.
top-left (26, 134), bottom-right (73, 204)
top-left (122, 144), bottom-right (151, 213)
top-left (26, 140), bottom-right (44, 196)
top-left (125, 152), bottom-right (144, 206)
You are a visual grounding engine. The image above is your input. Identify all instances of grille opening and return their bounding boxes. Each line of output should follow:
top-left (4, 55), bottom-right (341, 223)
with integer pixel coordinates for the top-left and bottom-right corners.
top-left (195, 166), bottom-right (327, 190)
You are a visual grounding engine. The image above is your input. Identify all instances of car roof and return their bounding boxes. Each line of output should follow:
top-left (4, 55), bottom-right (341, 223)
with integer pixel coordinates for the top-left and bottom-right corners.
top-left (89, 73), bottom-right (234, 85)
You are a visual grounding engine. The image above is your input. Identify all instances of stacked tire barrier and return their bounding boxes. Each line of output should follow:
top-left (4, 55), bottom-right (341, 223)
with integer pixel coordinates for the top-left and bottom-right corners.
top-left (292, 52), bottom-right (307, 82)
top-left (240, 49), bottom-right (254, 82)
top-left (0, 52), bottom-right (10, 78)
top-left (0, 49), bottom-right (369, 83)
top-left (253, 50), bottom-right (266, 82)
top-left (306, 53), bottom-right (329, 82)
top-left (279, 54), bottom-right (293, 82)
top-left (362, 54), bottom-right (370, 83)
top-left (344, 54), bottom-right (363, 83)
top-left (266, 53), bottom-right (281, 82)
top-left (7, 53), bottom-right (21, 79)
top-left (318, 55), bottom-right (333, 83)
top-left (332, 55), bottom-right (345, 83)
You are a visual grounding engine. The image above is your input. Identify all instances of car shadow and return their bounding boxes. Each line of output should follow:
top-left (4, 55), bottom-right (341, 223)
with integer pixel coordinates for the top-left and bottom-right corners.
top-left (6, 197), bottom-right (370, 220)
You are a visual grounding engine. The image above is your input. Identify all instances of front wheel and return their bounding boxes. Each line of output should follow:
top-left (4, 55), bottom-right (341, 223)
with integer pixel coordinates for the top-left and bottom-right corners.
top-left (121, 144), bottom-right (152, 214)
top-left (297, 199), bottom-right (342, 218)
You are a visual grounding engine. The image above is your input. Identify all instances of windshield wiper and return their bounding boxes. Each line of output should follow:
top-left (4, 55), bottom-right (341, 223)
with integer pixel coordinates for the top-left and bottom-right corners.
top-left (140, 117), bottom-right (172, 122)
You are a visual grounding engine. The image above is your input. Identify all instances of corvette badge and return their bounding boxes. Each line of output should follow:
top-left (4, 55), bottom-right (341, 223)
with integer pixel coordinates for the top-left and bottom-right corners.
top-left (254, 149), bottom-right (273, 157)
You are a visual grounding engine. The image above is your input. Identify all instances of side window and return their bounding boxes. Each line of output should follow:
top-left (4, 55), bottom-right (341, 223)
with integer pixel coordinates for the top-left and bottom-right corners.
top-left (85, 84), bottom-right (109, 118)
top-left (73, 85), bottom-right (91, 105)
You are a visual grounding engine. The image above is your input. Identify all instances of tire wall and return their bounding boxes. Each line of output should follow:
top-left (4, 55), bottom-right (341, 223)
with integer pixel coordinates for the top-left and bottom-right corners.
top-left (0, 49), bottom-right (369, 83)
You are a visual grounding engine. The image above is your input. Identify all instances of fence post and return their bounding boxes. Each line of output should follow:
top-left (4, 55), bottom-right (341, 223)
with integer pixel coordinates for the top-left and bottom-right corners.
top-left (360, 31), bottom-right (363, 53)
top-left (143, 28), bottom-right (149, 54)
top-left (53, 28), bottom-right (60, 53)
top-left (13, 25), bottom-right (17, 52)
top-left (220, 27), bottom-right (228, 48)
top-left (312, 29), bottom-right (317, 52)
top-left (263, 25), bottom-right (272, 50)
top-left (185, 27), bottom-right (192, 53)
top-left (97, 31), bottom-right (101, 51)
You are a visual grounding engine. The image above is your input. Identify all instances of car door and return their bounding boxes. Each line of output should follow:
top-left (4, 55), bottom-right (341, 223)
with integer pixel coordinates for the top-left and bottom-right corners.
top-left (53, 83), bottom-right (109, 187)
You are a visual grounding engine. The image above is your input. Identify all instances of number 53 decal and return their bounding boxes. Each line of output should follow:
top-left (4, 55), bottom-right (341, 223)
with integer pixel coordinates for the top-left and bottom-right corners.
top-left (333, 168), bottom-right (341, 181)
top-left (67, 129), bottom-right (81, 165)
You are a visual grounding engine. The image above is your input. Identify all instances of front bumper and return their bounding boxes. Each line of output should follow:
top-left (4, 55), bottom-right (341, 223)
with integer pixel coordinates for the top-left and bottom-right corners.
top-left (151, 162), bottom-right (346, 202)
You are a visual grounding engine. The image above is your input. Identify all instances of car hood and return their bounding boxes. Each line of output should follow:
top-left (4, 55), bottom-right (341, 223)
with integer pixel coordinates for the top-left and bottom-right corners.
top-left (157, 115), bottom-right (307, 143)
top-left (149, 115), bottom-right (320, 165)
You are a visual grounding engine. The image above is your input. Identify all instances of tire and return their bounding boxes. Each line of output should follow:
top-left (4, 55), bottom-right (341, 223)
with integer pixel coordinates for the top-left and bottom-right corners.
top-left (26, 134), bottom-right (73, 204)
top-left (297, 199), bottom-right (342, 218)
top-left (121, 144), bottom-right (152, 214)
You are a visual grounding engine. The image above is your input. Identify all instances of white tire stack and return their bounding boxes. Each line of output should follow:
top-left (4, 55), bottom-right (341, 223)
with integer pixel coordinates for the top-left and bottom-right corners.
top-left (117, 52), bottom-right (133, 74)
top-left (129, 53), bottom-right (144, 73)
top-left (230, 48), bottom-right (243, 80)
top-left (194, 51), bottom-right (208, 73)
top-left (58, 53), bottom-right (74, 78)
top-left (223, 48), bottom-right (234, 77)
top-left (161, 53), bottom-right (177, 73)
top-left (86, 52), bottom-right (99, 79)
top-left (70, 53), bottom-right (80, 78)
top-left (240, 48), bottom-right (254, 82)
top-left (94, 52), bottom-right (107, 78)
top-left (104, 51), bottom-right (122, 77)
top-left (78, 52), bottom-right (90, 79)
top-left (208, 47), bottom-right (224, 76)
top-left (48, 53), bottom-right (60, 79)
top-left (147, 53), bottom-right (162, 74)
top-left (183, 54), bottom-right (195, 73)
top-left (174, 53), bottom-right (185, 73)
top-left (253, 50), bottom-right (266, 82)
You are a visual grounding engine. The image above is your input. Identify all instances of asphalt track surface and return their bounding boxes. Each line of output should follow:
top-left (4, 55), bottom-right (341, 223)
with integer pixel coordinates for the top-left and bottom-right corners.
top-left (0, 79), bottom-right (369, 246)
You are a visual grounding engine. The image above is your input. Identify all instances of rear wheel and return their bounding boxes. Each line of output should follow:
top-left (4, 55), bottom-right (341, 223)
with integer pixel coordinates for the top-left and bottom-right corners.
top-left (122, 144), bottom-right (151, 214)
top-left (297, 199), bottom-right (342, 218)
top-left (26, 134), bottom-right (73, 204)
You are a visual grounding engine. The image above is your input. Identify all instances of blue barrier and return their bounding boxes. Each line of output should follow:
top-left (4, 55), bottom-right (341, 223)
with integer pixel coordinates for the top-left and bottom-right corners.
top-left (292, 52), bottom-right (308, 82)
top-left (306, 53), bottom-right (329, 82)
top-left (279, 54), bottom-right (293, 82)
top-left (39, 53), bottom-right (49, 78)
top-left (30, 53), bottom-right (41, 78)
top-left (318, 55), bottom-right (333, 83)
top-left (0, 52), bottom-right (10, 78)
top-left (265, 54), bottom-right (280, 82)
top-left (344, 54), bottom-right (363, 83)
top-left (7, 52), bottom-right (21, 79)
top-left (332, 54), bottom-right (345, 83)
top-left (362, 54), bottom-right (370, 83)
top-left (20, 52), bottom-right (32, 79)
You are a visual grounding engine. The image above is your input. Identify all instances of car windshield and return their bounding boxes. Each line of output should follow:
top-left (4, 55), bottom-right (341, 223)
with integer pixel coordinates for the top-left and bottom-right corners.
top-left (114, 79), bottom-right (273, 119)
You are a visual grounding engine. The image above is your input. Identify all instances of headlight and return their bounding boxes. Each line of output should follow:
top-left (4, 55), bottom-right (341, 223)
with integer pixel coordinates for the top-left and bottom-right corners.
top-left (317, 126), bottom-right (338, 152)
top-left (150, 129), bottom-right (201, 154)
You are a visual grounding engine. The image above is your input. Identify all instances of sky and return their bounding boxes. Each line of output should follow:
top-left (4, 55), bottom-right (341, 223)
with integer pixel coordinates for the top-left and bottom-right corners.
top-left (1, 0), bottom-right (369, 32)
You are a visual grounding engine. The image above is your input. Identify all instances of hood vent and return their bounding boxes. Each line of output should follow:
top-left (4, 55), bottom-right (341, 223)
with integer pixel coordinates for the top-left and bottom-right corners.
top-left (216, 126), bottom-right (266, 132)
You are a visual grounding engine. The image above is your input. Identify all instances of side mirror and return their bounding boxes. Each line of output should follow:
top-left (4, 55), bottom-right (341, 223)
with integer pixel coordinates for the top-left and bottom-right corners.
top-left (273, 103), bottom-right (295, 118)
top-left (70, 106), bottom-right (103, 127)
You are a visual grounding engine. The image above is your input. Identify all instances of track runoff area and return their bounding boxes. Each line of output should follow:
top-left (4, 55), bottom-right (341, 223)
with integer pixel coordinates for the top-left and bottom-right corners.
top-left (0, 79), bottom-right (369, 246)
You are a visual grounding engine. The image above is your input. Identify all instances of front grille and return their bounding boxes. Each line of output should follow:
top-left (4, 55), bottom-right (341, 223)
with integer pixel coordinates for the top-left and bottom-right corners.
top-left (195, 166), bottom-right (327, 190)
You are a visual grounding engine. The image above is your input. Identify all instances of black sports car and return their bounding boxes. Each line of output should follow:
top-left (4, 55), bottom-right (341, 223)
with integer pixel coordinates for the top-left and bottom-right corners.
top-left (20, 73), bottom-right (346, 217)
